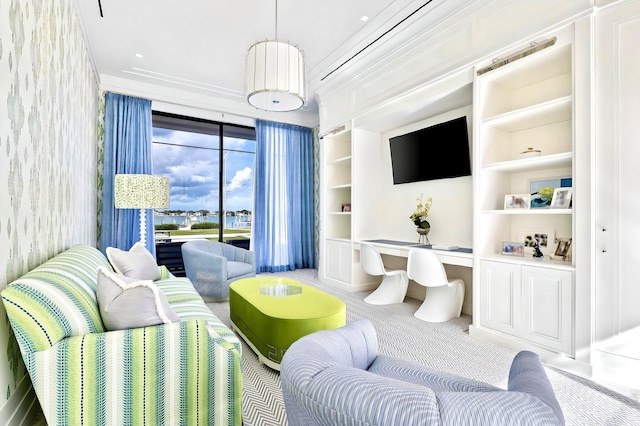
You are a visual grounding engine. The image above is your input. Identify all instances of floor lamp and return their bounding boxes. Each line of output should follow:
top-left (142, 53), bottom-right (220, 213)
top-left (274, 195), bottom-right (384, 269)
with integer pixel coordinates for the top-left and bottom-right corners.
top-left (114, 174), bottom-right (170, 247)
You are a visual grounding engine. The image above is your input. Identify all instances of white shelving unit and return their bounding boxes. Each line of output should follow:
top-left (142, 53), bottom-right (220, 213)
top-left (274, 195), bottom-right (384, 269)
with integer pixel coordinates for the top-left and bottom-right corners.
top-left (320, 129), bottom-right (353, 285)
top-left (471, 31), bottom-right (576, 357)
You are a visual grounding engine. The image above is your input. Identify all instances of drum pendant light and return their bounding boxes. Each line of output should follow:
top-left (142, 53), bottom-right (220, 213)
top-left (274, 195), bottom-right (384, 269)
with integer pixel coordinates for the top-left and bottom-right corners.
top-left (245, 0), bottom-right (306, 112)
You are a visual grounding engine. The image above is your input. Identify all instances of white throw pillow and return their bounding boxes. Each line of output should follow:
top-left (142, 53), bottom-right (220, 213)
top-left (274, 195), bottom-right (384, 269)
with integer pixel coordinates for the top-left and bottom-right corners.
top-left (106, 242), bottom-right (161, 281)
top-left (97, 266), bottom-right (180, 331)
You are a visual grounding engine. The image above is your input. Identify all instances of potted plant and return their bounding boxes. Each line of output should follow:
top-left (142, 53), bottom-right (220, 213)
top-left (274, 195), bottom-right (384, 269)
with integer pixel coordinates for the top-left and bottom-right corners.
top-left (410, 195), bottom-right (432, 243)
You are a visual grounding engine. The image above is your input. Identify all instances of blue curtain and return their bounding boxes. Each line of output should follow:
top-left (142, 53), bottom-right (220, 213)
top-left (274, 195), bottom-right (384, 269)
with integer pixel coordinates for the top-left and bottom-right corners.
top-left (254, 120), bottom-right (315, 272)
top-left (99, 93), bottom-right (154, 255)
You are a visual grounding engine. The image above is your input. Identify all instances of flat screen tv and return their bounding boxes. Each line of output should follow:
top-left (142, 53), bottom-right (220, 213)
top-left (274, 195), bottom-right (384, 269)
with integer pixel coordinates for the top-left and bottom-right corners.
top-left (389, 116), bottom-right (471, 185)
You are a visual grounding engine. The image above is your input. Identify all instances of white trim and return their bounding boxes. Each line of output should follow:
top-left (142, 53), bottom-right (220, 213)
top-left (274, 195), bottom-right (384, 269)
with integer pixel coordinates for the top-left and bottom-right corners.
top-left (0, 375), bottom-right (39, 426)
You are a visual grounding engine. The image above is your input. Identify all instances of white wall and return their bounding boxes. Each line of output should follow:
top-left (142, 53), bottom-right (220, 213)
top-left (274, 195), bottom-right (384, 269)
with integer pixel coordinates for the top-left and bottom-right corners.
top-left (355, 106), bottom-right (473, 248)
top-left (352, 106), bottom-right (474, 312)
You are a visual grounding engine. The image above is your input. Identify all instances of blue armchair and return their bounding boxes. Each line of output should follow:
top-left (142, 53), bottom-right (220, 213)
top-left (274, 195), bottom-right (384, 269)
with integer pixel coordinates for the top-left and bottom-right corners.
top-left (181, 239), bottom-right (256, 300)
top-left (281, 319), bottom-right (564, 425)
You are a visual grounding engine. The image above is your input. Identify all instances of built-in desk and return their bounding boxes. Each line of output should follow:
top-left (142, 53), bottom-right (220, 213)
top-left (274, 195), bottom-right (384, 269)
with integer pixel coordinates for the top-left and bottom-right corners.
top-left (355, 239), bottom-right (473, 268)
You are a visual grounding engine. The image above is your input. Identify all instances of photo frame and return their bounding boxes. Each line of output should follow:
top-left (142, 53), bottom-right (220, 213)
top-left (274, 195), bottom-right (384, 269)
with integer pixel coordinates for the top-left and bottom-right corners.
top-left (553, 237), bottom-right (572, 261)
top-left (502, 242), bottom-right (524, 256)
top-left (341, 203), bottom-right (351, 212)
top-left (551, 187), bottom-right (573, 209)
top-left (529, 177), bottom-right (572, 209)
top-left (517, 228), bottom-right (555, 255)
top-left (504, 194), bottom-right (530, 209)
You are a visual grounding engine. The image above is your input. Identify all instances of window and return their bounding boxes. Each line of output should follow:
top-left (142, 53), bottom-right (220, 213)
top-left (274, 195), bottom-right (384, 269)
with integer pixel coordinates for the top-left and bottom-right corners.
top-left (151, 112), bottom-right (256, 244)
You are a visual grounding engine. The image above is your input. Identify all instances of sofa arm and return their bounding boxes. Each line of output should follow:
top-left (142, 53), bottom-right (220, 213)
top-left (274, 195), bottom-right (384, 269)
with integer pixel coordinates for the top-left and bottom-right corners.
top-left (508, 351), bottom-right (565, 424)
top-left (31, 320), bottom-right (241, 426)
top-left (158, 264), bottom-right (175, 279)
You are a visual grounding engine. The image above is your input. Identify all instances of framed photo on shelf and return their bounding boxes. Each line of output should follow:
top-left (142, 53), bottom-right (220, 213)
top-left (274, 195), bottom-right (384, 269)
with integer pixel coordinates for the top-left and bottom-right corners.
top-left (341, 203), bottom-right (351, 212)
top-left (502, 242), bottom-right (524, 256)
top-left (504, 194), bottom-right (530, 209)
top-left (551, 187), bottom-right (573, 208)
top-left (517, 228), bottom-right (555, 255)
top-left (552, 237), bottom-right (572, 261)
top-left (529, 177), bottom-right (572, 209)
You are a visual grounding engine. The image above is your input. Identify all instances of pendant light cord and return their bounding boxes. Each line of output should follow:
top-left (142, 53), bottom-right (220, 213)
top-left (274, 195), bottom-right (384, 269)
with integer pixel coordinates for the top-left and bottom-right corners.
top-left (274, 0), bottom-right (278, 40)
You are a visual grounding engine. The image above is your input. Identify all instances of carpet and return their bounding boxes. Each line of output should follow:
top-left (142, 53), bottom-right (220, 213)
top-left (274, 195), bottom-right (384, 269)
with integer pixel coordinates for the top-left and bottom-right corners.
top-left (210, 269), bottom-right (640, 425)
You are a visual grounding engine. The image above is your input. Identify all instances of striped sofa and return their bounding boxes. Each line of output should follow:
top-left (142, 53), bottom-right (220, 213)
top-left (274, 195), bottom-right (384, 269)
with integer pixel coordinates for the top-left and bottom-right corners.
top-left (1, 244), bottom-right (242, 425)
top-left (281, 319), bottom-right (564, 425)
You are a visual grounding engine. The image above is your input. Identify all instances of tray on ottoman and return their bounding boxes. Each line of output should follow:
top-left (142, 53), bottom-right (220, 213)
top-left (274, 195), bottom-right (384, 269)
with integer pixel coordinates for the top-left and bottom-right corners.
top-left (229, 277), bottom-right (346, 370)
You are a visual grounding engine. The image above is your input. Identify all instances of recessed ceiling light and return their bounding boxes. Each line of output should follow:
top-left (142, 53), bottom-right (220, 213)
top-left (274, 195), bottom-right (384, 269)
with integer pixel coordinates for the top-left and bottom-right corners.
top-left (135, 53), bottom-right (143, 58)
top-left (360, 15), bottom-right (369, 22)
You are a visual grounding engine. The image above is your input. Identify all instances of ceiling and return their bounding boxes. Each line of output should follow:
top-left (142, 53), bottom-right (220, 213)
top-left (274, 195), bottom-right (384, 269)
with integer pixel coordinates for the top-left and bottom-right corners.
top-left (73, 0), bottom-right (447, 116)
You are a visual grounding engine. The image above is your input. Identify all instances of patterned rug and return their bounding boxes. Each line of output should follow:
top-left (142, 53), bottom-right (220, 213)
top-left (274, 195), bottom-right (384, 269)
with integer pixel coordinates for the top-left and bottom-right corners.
top-left (207, 269), bottom-right (640, 426)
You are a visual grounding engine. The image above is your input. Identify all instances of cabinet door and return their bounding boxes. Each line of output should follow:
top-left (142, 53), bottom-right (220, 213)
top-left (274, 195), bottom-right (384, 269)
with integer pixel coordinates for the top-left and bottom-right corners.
top-left (325, 240), bottom-right (352, 283)
top-left (521, 266), bottom-right (573, 354)
top-left (480, 260), bottom-right (521, 336)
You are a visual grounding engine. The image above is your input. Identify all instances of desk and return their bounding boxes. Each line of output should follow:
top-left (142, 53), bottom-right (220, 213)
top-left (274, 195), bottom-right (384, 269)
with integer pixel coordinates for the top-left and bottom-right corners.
top-left (355, 239), bottom-right (473, 268)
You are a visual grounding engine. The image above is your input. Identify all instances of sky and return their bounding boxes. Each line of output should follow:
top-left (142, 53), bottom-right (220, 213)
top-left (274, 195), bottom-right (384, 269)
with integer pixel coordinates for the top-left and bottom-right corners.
top-left (152, 127), bottom-right (255, 213)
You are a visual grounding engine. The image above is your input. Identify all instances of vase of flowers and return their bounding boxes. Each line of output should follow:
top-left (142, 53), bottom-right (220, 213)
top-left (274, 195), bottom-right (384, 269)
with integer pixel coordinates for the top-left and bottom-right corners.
top-left (410, 194), bottom-right (432, 244)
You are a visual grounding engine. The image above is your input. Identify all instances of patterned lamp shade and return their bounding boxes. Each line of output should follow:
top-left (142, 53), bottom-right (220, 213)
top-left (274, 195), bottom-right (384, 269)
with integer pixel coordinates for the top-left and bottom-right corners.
top-left (114, 174), bottom-right (170, 209)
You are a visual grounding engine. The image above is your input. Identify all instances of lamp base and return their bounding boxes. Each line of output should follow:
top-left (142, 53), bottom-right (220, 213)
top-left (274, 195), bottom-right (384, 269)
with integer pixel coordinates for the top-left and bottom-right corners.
top-left (139, 208), bottom-right (147, 246)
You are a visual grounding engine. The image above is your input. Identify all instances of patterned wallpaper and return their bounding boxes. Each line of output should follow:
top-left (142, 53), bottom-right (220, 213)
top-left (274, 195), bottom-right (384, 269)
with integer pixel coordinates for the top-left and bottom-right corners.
top-left (0, 0), bottom-right (99, 408)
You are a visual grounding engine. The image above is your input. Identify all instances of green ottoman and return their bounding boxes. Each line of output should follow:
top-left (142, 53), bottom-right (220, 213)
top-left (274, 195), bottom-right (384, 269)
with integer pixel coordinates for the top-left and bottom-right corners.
top-left (229, 277), bottom-right (346, 370)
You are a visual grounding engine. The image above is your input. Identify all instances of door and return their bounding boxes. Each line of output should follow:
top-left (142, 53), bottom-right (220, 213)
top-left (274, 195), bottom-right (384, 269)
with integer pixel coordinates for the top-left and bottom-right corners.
top-left (521, 266), bottom-right (573, 354)
top-left (480, 260), bottom-right (521, 336)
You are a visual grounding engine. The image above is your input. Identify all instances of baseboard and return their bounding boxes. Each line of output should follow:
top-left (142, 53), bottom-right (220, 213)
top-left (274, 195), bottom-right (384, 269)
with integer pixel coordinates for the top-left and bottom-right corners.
top-left (469, 325), bottom-right (593, 380)
top-left (0, 375), bottom-right (40, 426)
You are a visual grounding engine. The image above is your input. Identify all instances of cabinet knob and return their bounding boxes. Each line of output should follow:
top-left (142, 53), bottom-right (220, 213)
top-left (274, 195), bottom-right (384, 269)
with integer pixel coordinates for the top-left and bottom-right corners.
top-left (602, 249), bottom-right (607, 253)
top-left (602, 228), bottom-right (607, 232)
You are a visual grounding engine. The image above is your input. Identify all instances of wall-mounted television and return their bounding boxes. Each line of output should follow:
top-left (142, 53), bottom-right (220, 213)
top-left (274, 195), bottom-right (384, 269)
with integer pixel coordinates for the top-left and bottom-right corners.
top-left (389, 116), bottom-right (471, 185)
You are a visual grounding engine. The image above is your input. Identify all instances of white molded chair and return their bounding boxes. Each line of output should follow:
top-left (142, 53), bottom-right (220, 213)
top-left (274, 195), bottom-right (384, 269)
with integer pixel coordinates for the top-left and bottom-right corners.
top-left (360, 243), bottom-right (408, 305)
top-left (407, 248), bottom-right (465, 322)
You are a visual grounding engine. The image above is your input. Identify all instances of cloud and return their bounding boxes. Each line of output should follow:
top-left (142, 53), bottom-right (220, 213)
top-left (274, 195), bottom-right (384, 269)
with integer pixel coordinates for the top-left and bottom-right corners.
top-left (227, 167), bottom-right (252, 192)
top-left (153, 128), bottom-right (255, 212)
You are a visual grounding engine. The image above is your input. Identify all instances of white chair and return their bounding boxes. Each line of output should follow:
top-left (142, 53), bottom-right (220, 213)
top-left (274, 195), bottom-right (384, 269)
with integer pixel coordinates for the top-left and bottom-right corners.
top-left (360, 243), bottom-right (408, 305)
top-left (407, 248), bottom-right (465, 322)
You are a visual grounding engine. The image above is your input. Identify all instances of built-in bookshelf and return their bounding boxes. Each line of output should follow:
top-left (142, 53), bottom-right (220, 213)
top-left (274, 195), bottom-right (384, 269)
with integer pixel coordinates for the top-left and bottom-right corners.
top-left (472, 34), bottom-right (576, 356)
top-left (321, 129), bottom-right (353, 284)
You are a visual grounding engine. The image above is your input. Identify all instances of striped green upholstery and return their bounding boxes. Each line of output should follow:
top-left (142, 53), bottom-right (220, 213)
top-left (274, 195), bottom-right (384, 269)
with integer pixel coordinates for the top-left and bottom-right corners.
top-left (2, 244), bottom-right (242, 425)
top-left (2, 245), bottom-right (110, 355)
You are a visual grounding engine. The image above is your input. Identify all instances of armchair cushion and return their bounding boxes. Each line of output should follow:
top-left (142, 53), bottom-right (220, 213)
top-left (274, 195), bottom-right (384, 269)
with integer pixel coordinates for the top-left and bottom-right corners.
top-left (106, 242), bottom-right (161, 281)
top-left (96, 266), bottom-right (179, 331)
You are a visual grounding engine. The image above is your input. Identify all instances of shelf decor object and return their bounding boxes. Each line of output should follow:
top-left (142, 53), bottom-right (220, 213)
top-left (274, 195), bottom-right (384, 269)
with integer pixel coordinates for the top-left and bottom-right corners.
top-left (504, 194), bottom-right (530, 209)
top-left (529, 177), bottom-right (572, 208)
top-left (551, 188), bottom-right (573, 208)
top-left (502, 242), bottom-right (524, 256)
top-left (410, 194), bottom-right (432, 243)
top-left (553, 237), bottom-right (572, 261)
top-left (245, 0), bottom-right (306, 112)
top-left (520, 147), bottom-right (542, 158)
top-left (115, 174), bottom-right (170, 246)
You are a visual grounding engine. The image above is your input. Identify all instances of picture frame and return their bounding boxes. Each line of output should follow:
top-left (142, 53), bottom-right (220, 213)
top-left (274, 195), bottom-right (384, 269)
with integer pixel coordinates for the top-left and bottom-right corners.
top-left (504, 194), bottom-right (530, 210)
top-left (341, 203), bottom-right (351, 212)
top-left (553, 237), bottom-right (572, 261)
top-left (517, 228), bottom-right (555, 255)
top-left (529, 177), bottom-right (572, 209)
top-left (551, 187), bottom-right (573, 209)
top-left (502, 242), bottom-right (524, 256)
